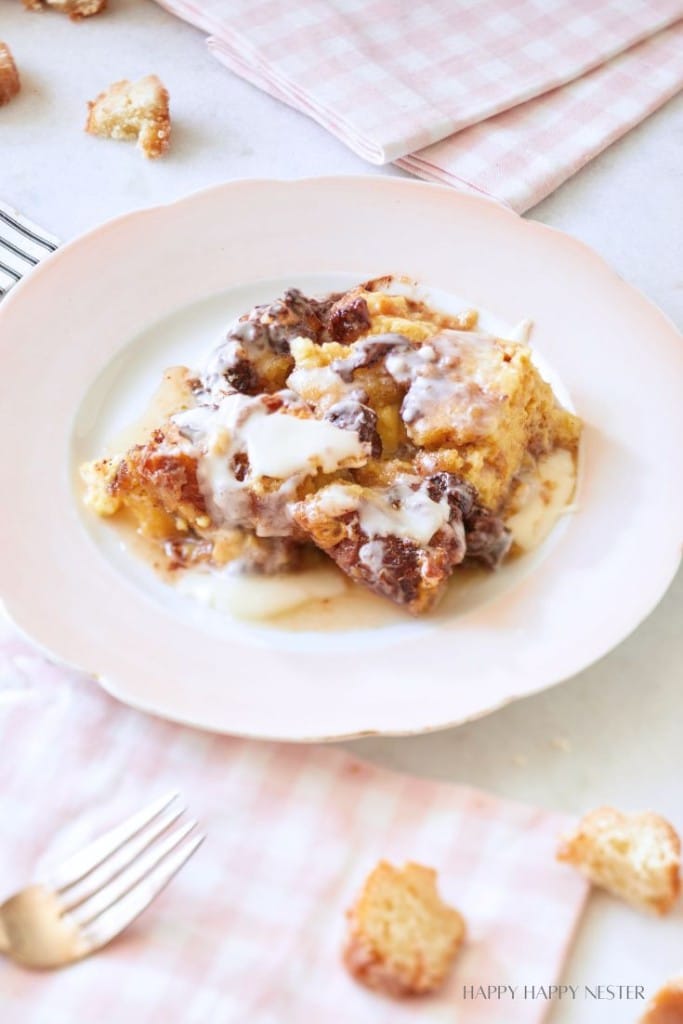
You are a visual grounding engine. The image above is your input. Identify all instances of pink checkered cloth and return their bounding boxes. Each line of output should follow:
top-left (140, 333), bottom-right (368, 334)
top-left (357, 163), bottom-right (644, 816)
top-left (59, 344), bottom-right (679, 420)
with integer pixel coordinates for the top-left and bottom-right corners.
top-left (154, 0), bottom-right (683, 210)
top-left (0, 627), bottom-right (588, 1023)
top-left (398, 22), bottom-right (683, 211)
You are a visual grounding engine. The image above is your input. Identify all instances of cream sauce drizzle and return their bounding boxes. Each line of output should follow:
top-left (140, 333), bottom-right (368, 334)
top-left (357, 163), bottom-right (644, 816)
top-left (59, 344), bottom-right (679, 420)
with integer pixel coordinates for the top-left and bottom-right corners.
top-left (505, 448), bottom-right (577, 551)
top-left (315, 480), bottom-right (451, 545)
top-left (175, 564), bottom-right (348, 620)
top-left (172, 392), bottom-right (368, 530)
top-left (385, 330), bottom-right (509, 440)
top-left (357, 484), bottom-right (450, 545)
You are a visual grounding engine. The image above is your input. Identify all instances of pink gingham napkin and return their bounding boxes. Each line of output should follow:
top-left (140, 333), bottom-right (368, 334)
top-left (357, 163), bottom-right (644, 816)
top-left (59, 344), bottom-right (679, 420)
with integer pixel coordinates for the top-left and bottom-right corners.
top-left (156, 0), bottom-right (682, 166)
top-left (0, 627), bottom-right (588, 1023)
top-left (399, 21), bottom-right (683, 211)
top-left (207, 19), bottom-right (683, 212)
top-left (153, 0), bottom-right (683, 210)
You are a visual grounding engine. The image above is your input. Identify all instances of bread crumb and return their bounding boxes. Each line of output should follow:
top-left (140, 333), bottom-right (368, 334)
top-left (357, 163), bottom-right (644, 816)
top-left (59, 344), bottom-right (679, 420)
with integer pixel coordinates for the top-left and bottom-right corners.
top-left (80, 457), bottom-right (122, 516)
top-left (85, 75), bottom-right (170, 158)
top-left (0, 43), bottom-right (20, 107)
top-left (640, 975), bottom-right (683, 1023)
top-left (23, 0), bottom-right (106, 19)
top-left (550, 736), bottom-right (572, 752)
top-left (557, 807), bottom-right (681, 914)
top-left (343, 861), bottom-right (465, 996)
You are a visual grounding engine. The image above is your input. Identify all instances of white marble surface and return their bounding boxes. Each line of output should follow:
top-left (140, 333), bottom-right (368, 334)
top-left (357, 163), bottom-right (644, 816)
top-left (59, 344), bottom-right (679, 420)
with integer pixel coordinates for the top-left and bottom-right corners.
top-left (2, 1), bottom-right (682, 1020)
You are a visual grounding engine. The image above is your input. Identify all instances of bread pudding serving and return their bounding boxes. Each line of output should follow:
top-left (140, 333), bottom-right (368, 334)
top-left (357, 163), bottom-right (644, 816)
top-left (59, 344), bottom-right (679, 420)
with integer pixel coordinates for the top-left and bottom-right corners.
top-left (81, 277), bottom-right (581, 616)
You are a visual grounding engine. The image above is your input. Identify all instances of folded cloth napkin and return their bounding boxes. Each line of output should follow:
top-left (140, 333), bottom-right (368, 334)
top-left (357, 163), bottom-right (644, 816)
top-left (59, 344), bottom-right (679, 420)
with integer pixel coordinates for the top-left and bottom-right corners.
top-left (0, 625), bottom-right (588, 1023)
top-left (398, 21), bottom-right (683, 211)
top-left (155, 0), bottom-right (683, 167)
top-left (208, 19), bottom-right (683, 212)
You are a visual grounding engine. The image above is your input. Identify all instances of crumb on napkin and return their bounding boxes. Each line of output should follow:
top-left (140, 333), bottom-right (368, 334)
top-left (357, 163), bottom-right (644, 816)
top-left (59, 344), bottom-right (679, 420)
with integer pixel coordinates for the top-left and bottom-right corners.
top-left (0, 43), bottom-right (20, 106)
top-left (557, 807), bottom-right (681, 914)
top-left (85, 75), bottom-right (170, 158)
top-left (343, 861), bottom-right (465, 996)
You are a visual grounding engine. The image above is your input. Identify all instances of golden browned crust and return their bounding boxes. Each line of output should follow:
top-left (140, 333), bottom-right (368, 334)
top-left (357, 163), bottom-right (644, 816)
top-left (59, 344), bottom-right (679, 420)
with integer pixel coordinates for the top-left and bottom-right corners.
top-left (640, 977), bottom-right (683, 1023)
top-left (85, 75), bottom-right (170, 158)
top-left (0, 43), bottom-right (20, 106)
top-left (557, 807), bottom-right (681, 914)
top-left (116, 434), bottom-right (206, 526)
top-left (82, 429), bottom-right (306, 573)
top-left (23, 0), bottom-right (106, 18)
top-left (343, 861), bottom-right (465, 996)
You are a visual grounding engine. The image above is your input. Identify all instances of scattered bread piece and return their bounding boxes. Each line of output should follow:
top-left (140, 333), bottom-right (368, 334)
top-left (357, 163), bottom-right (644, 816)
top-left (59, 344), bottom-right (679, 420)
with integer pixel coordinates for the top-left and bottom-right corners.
top-left (0, 43), bottom-right (20, 107)
top-left (640, 976), bottom-right (683, 1023)
top-left (22, 0), bottom-right (106, 19)
top-left (343, 861), bottom-right (465, 996)
top-left (557, 807), bottom-right (681, 914)
top-left (85, 75), bottom-right (170, 158)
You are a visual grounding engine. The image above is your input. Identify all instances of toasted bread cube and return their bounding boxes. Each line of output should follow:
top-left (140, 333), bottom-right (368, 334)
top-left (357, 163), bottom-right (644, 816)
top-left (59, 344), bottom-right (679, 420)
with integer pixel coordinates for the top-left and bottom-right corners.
top-left (23, 0), bottom-right (106, 18)
top-left (86, 75), bottom-right (170, 158)
top-left (640, 975), bottom-right (683, 1023)
top-left (557, 807), bottom-right (681, 914)
top-left (344, 861), bottom-right (465, 996)
top-left (0, 43), bottom-right (20, 107)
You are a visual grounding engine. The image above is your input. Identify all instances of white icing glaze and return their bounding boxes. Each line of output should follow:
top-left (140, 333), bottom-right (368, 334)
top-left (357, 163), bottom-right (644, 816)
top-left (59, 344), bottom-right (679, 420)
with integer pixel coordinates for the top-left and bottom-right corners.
top-left (402, 375), bottom-right (499, 435)
top-left (199, 444), bottom-right (250, 525)
top-left (173, 392), bottom-right (367, 528)
top-left (316, 480), bottom-right (451, 546)
top-left (358, 483), bottom-right (450, 545)
top-left (358, 539), bottom-right (387, 575)
top-left (246, 410), bottom-right (364, 478)
top-left (386, 330), bottom-right (510, 440)
top-left (176, 393), bottom-right (365, 479)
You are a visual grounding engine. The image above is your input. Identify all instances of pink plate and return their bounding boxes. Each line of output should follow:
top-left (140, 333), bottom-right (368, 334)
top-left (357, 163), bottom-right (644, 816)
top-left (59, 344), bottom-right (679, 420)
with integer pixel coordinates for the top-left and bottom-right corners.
top-left (0, 177), bottom-right (681, 740)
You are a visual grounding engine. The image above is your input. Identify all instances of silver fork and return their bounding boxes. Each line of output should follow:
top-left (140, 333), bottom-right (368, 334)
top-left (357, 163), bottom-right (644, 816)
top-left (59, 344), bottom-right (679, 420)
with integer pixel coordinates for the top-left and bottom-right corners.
top-left (0, 792), bottom-right (204, 969)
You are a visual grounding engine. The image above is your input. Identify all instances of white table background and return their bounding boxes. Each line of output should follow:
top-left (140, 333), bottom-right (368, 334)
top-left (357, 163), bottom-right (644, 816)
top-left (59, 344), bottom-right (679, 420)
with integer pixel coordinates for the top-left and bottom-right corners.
top-left (2, 2), bottom-right (682, 1020)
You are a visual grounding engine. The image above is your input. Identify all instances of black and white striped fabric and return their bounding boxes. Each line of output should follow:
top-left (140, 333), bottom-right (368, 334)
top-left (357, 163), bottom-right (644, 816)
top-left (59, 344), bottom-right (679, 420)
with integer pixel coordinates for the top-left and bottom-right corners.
top-left (0, 201), bottom-right (59, 299)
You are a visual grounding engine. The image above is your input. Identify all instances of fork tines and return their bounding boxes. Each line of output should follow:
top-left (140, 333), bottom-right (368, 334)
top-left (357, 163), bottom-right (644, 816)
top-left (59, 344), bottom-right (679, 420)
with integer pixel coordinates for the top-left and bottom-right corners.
top-left (43, 793), bottom-right (204, 950)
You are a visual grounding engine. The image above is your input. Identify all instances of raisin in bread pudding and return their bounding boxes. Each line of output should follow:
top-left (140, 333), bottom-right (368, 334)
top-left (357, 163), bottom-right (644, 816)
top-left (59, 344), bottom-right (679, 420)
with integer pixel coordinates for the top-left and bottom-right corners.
top-left (81, 277), bottom-right (581, 616)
